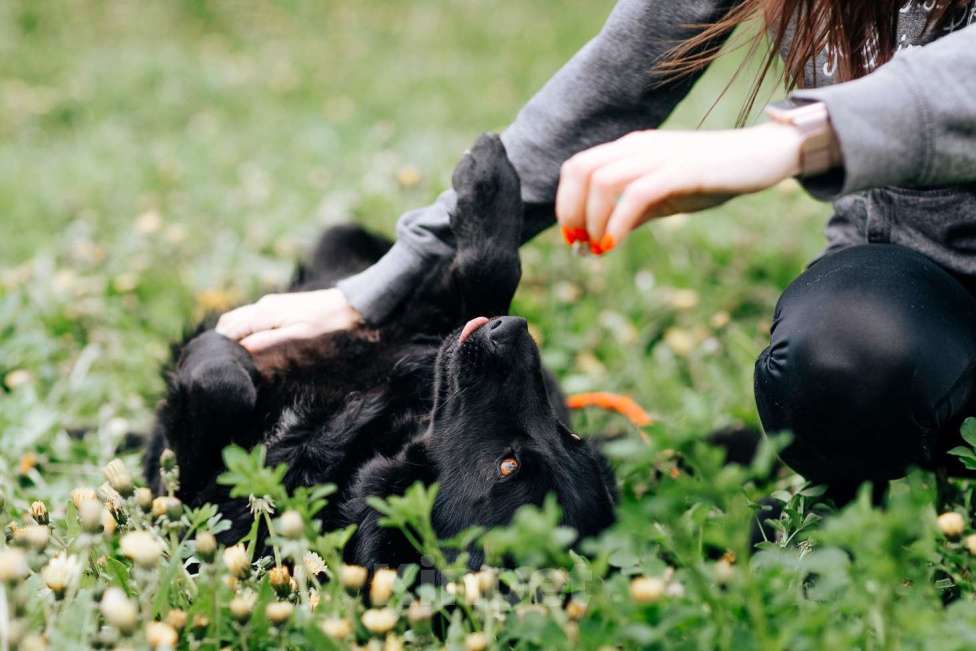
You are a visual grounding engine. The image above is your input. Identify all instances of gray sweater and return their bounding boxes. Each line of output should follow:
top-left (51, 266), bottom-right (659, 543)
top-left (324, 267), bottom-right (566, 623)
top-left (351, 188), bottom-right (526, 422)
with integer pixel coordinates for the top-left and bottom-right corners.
top-left (338, 0), bottom-right (976, 324)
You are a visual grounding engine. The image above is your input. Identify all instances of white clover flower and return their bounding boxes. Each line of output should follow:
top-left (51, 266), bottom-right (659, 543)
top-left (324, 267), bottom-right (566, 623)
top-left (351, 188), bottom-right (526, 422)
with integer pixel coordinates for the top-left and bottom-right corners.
top-left (145, 621), bottom-right (178, 649)
top-left (320, 617), bottom-right (352, 640)
top-left (103, 459), bottom-right (134, 496)
top-left (223, 544), bottom-right (249, 577)
top-left (370, 568), bottom-right (397, 605)
top-left (0, 548), bottom-right (29, 584)
top-left (629, 576), bottom-right (666, 604)
top-left (100, 587), bottom-right (138, 633)
top-left (120, 531), bottom-right (164, 568)
top-left (265, 601), bottom-right (293, 625)
top-left (302, 551), bottom-right (325, 577)
top-left (277, 510), bottom-right (304, 539)
top-left (42, 553), bottom-right (82, 598)
top-left (339, 564), bottom-right (368, 590)
top-left (361, 607), bottom-right (398, 635)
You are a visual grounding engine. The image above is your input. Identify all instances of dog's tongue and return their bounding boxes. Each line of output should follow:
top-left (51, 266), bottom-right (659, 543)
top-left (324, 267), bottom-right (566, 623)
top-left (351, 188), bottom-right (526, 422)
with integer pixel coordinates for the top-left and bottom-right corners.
top-left (459, 316), bottom-right (490, 344)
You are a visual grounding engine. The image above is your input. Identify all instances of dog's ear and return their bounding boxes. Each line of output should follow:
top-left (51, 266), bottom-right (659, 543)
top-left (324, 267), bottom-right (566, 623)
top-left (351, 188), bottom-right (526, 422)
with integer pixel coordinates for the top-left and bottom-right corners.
top-left (342, 441), bottom-right (437, 568)
top-left (448, 133), bottom-right (524, 320)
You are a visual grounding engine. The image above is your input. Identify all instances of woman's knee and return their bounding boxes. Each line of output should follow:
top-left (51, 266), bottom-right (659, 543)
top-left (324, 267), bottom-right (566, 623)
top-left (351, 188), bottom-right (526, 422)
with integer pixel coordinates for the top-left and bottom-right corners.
top-left (754, 245), bottom-right (976, 483)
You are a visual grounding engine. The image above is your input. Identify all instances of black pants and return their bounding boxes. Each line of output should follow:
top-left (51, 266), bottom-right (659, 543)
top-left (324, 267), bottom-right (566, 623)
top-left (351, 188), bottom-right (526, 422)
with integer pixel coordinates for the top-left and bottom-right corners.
top-left (754, 244), bottom-right (976, 489)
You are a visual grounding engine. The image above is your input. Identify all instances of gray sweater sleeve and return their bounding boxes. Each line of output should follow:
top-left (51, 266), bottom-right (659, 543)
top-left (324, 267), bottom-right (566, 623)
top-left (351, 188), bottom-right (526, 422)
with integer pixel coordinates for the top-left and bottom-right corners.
top-left (338, 0), bottom-right (741, 324)
top-left (795, 22), bottom-right (976, 199)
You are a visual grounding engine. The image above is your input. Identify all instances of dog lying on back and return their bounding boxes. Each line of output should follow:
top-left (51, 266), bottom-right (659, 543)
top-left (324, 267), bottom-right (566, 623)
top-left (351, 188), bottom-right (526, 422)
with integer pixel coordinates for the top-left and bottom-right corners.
top-left (144, 134), bottom-right (617, 568)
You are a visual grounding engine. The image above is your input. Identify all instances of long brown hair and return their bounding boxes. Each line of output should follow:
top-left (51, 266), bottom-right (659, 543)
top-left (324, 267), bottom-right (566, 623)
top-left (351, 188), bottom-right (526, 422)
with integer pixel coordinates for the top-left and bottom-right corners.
top-left (658, 0), bottom-right (967, 125)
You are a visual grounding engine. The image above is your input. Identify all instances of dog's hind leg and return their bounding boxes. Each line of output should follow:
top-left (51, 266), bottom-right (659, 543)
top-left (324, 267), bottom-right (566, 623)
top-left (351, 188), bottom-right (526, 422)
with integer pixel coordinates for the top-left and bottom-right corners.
top-left (145, 331), bottom-right (262, 500)
top-left (289, 224), bottom-right (393, 291)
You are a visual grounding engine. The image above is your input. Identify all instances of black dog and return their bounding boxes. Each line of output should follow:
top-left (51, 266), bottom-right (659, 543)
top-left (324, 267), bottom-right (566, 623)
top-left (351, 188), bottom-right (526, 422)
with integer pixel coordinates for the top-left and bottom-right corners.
top-left (144, 134), bottom-right (617, 568)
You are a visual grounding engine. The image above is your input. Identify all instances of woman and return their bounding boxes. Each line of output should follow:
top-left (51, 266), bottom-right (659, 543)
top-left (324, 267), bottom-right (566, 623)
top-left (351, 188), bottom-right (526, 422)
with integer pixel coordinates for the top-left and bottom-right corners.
top-left (217, 1), bottom-right (976, 497)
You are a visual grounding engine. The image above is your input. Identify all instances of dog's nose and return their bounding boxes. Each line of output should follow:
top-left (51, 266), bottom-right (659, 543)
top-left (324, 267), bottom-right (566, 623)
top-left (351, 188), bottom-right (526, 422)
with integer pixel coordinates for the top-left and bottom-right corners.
top-left (488, 316), bottom-right (527, 345)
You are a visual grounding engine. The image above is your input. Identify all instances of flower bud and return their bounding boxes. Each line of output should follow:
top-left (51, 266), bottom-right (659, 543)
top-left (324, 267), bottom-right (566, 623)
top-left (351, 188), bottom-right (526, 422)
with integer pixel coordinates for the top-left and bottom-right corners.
top-left (714, 559), bottom-right (735, 585)
top-left (151, 496), bottom-right (181, 521)
top-left (370, 568), bottom-right (397, 606)
top-left (19, 633), bottom-right (46, 651)
top-left (268, 565), bottom-right (292, 597)
top-left (965, 534), bottom-right (976, 556)
top-left (194, 531), bottom-right (217, 563)
top-left (78, 498), bottom-right (104, 534)
top-left (462, 573), bottom-right (481, 604)
top-left (120, 531), bottom-right (164, 568)
top-left (159, 449), bottom-right (177, 471)
top-left (223, 544), bottom-right (249, 577)
top-left (191, 614), bottom-right (209, 638)
top-left (70, 487), bottom-right (98, 510)
top-left (320, 617), bottom-right (352, 640)
top-left (165, 609), bottom-right (187, 631)
top-left (97, 483), bottom-right (124, 512)
top-left (566, 598), bottom-right (587, 621)
top-left (102, 508), bottom-right (118, 536)
top-left (465, 632), bottom-right (489, 651)
top-left (265, 601), bottom-right (293, 626)
top-left (384, 634), bottom-right (404, 651)
top-left (30, 501), bottom-right (48, 525)
top-left (476, 568), bottom-right (496, 595)
top-left (15, 524), bottom-right (50, 551)
top-left (229, 592), bottom-right (256, 622)
top-left (100, 587), bottom-right (138, 633)
top-left (407, 600), bottom-right (433, 624)
top-left (339, 564), bottom-right (368, 590)
top-left (145, 621), bottom-right (178, 649)
top-left (0, 548), bottom-right (29, 584)
top-left (103, 459), bottom-right (134, 497)
top-left (361, 608), bottom-right (397, 635)
top-left (42, 553), bottom-right (81, 598)
top-left (277, 510), bottom-right (304, 539)
top-left (134, 487), bottom-right (153, 511)
top-left (629, 576), bottom-right (666, 604)
top-left (938, 511), bottom-right (966, 538)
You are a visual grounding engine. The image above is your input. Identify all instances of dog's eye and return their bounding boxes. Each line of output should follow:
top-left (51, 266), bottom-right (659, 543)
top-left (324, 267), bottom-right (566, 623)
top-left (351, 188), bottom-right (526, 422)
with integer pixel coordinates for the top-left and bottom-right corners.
top-left (499, 457), bottom-right (519, 477)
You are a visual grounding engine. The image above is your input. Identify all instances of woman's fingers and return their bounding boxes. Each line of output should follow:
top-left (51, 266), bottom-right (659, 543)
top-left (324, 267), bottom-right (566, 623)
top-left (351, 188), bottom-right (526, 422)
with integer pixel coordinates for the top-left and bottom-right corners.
top-left (215, 297), bottom-right (281, 341)
top-left (604, 174), bottom-right (676, 246)
top-left (555, 135), bottom-right (649, 243)
top-left (583, 156), bottom-right (655, 250)
top-left (239, 323), bottom-right (313, 354)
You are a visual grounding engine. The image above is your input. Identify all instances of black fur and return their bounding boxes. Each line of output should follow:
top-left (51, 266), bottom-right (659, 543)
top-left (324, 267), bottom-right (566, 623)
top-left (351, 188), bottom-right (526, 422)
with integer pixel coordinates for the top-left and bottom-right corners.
top-left (144, 134), bottom-right (616, 567)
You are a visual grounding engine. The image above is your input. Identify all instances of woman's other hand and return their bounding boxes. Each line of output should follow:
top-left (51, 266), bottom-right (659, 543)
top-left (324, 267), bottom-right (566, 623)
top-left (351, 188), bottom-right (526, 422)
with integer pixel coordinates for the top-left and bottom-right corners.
top-left (555, 122), bottom-right (804, 253)
top-left (215, 287), bottom-right (362, 353)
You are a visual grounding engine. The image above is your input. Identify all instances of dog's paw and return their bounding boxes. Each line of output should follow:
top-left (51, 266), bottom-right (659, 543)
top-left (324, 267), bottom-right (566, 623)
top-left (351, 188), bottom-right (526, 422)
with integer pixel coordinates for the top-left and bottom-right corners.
top-left (451, 133), bottom-right (521, 219)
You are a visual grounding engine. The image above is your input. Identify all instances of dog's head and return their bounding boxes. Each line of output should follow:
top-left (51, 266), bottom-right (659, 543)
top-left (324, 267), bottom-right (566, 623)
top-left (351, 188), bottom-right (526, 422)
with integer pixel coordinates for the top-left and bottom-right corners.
top-left (427, 314), bottom-right (617, 541)
top-left (343, 134), bottom-right (615, 567)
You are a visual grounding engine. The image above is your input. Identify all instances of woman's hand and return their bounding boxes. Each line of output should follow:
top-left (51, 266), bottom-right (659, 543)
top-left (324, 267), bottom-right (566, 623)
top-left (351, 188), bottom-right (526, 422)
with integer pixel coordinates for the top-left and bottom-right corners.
top-left (555, 122), bottom-right (804, 253)
top-left (215, 287), bottom-right (362, 353)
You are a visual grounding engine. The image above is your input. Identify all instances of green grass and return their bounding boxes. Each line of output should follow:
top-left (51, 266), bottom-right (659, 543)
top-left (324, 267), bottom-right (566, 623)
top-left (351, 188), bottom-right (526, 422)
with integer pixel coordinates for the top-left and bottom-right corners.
top-left (11, 3), bottom-right (976, 650)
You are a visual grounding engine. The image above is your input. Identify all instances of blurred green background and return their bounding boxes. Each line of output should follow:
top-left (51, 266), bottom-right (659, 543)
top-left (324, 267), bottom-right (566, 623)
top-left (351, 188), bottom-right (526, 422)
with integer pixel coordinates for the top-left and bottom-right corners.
top-left (0, 1), bottom-right (828, 493)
